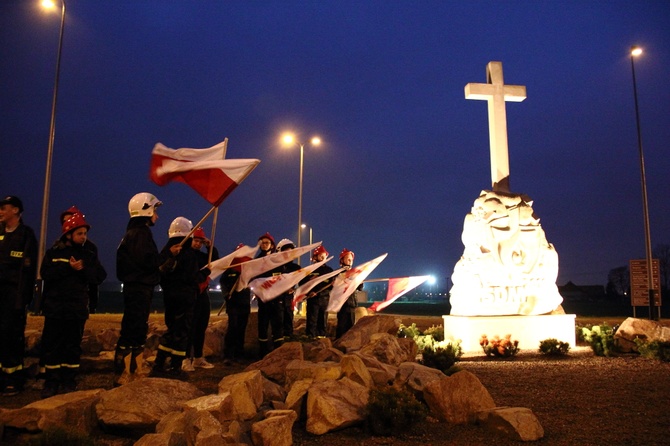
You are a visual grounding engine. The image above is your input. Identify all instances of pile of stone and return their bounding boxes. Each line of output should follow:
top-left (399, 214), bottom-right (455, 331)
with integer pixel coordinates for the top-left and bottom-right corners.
top-left (0, 315), bottom-right (544, 444)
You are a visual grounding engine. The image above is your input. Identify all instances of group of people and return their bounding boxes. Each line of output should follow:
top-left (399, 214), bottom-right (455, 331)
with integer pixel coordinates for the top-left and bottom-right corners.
top-left (0, 191), bottom-right (362, 398)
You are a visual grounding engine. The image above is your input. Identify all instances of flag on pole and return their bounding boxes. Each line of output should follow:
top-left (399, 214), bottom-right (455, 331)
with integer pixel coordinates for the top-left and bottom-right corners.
top-left (237, 242), bottom-right (322, 291)
top-left (368, 275), bottom-right (431, 312)
top-left (292, 266), bottom-right (344, 310)
top-left (249, 256), bottom-right (332, 303)
top-left (326, 253), bottom-right (387, 313)
top-left (207, 244), bottom-right (259, 281)
top-left (149, 141), bottom-right (260, 206)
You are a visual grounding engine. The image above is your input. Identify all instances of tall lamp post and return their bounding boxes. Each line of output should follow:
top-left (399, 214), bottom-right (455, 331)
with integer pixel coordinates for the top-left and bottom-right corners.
top-left (630, 45), bottom-right (656, 320)
top-left (301, 223), bottom-right (313, 245)
top-left (281, 133), bottom-right (321, 265)
top-left (37, 0), bottom-right (66, 283)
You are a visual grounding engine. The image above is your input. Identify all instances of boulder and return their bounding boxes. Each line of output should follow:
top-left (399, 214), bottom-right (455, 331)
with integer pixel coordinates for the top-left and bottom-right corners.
top-left (95, 378), bottom-right (203, 433)
top-left (351, 352), bottom-right (397, 385)
top-left (96, 327), bottom-right (120, 351)
top-left (251, 409), bottom-right (297, 446)
top-left (340, 354), bottom-right (374, 388)
top-left (134, 432), bottom-right (180, 446)
top-left (262, 376), bottom-right (287, 404)
top-left (393, 362), bottom-right (445, 399)
top-left (306, 377), bottom-right (369, 435)
top-left (333, 315), bottom-right (402, 353)
top-left (357, 333), bottom-right (410, 366)
top-left (155, 409), bottom-right (224, 445)
top-left (245, 342), bottom-right (304, 384)
top-left (205, 319), bottom-right (227, 357)
top-left (476, 406), bottom-right (544, 441)
top-left (183, 392), bottom-right (236, 423)
top-left (284, 360), bottom-right (342, 388)
top-left (217, 370), bottom-right (264, 420)
top-left (314, 347), bottom-right (344, 363)
top-left (0, 389), bottom-right (104, 434)
top-left (284, 379), bottom-right (313, 420)
top-left (302, 338), bottom-right (333, 361)
top-left (614, 317), bottom-right (670, 352)
top-left (423, 370), bottom-right (495, 424)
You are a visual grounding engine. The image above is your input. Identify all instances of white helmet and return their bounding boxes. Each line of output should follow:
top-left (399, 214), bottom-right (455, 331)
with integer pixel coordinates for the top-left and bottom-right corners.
top-left (276, 238), bottom-right (295, 251)
top-left (128, 192), bottom-right (162, 218)
top-left (168, 216), bottom-right (193, 238)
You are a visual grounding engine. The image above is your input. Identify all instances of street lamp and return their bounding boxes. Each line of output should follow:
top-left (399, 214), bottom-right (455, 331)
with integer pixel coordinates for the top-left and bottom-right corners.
top-left (281, 132), bottom-right (321, 264)
top-left (301, 223), bottom-right (313, 245)
top-left (630, 45), bottom-right (656, 320)
top-left (37, 0), bottom-right (66, 284)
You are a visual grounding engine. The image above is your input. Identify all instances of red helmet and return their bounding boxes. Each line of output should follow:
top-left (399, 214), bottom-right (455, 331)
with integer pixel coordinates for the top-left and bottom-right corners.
top-left (60, 205), bottom-right (82, 224)
top-left (62, 213), bottom-right (90, 235)
top-left (193, 227), bottom-right (207, 239)
top-left (258, 232), bottom-right (275, 246)
top-left (339, 248), bottom-right (354, 262)
top-left (312, 245), bottom-right (329, 261)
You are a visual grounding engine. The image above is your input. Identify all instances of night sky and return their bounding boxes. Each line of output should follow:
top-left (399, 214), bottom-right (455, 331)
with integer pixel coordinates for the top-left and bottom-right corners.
top-left (1, 0), bottom-right (669, 290)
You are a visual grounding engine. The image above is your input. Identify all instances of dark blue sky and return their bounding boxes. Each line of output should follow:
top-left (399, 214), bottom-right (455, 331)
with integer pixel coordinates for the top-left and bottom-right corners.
top-left (1, 0), bottom-right (669, 289)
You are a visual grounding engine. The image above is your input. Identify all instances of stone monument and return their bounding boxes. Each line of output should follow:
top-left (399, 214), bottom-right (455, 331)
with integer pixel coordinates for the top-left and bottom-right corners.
top-left (444, 62), bottom-right (575, 352)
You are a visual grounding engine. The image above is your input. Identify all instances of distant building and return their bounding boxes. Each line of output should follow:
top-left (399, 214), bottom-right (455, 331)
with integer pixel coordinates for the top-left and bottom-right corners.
top-left (558, 281), bottom-right (606, 302)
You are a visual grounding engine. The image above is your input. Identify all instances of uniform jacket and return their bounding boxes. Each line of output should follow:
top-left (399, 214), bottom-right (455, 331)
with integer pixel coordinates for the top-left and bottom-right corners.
top-left (0, 220), bottom-right (38, 309)
top-left (116, 217), bottom-right (160, 286)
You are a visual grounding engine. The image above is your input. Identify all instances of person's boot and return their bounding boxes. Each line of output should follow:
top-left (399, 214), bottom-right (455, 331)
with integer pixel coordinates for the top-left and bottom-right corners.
top-left (168, 355), bottom-right (189, 381)
top-left (150, 349), bottom-right (170, 377)
top-left (41, 368), bottom-right (60, 399)
top-left (60, 367), bottom-right (77, 394)
top-left (115, 353), bottom-right (133, 386)
top-left (258, 339), bottom-right (270, 358)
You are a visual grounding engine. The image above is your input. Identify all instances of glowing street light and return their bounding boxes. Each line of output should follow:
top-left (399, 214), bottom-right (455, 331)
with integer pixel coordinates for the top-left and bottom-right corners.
top-left (301, 223), bottom-right (313, 245)
top-left (281, 132), bottom-right (321, 264)
top-left (630, 45), bottom-right (657, 320)
top-left (37, 0), bottom-right (66, 284)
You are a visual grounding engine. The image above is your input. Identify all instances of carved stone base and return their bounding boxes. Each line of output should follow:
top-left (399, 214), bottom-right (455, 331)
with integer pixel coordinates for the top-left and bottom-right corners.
top-left (442, 314), bottom-right (576, 353)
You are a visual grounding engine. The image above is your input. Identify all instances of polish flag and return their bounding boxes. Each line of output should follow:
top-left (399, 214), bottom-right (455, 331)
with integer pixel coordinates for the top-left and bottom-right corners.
top-left (149, 141), bottom-right (260, 206)
top-left (368, 275), bottom-right (430, 313)
top-left (207, 244), bottom-right (259, 281)
top-left (236, 242), bottom-right (322, 291)
top-left (292, 267), bottom-right (344, 310)
top-left (326, 253), bottom-right (387, 313)
top-left (249, 256), bottom-right (332, 303)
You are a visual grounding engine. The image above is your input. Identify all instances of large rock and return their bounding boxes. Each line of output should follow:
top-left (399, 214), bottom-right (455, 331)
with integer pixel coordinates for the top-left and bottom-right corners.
top-left (284, 360), bottom-right (342, 388)
top-left (284, 379), bottom-right (313, 420)
top-left (245, 342), bottom-right (304, 384)
top-left (340, 354), bottom-right (374, 388)
top-left (423, 370), bottom-right (495, 424)
top-left (332, 315), bottom-right (402, 353)
top-left (217, 370), bottom-right (264, 420)
top-left (476, 406), bottom-right (544, 441)
top-left (155, 409), bottom-right (224, 445)
top-left (183, 392), bottom-right (236, 423)
top-left (614, 317), bottom-right (670, 352)
top-left (302, 338), bottom-right (333, 361)
top-left (357, 333), bottom-right (410, 366)
top-left (251, 409), bottom-right (297, 446)
top-left (351, 352), bottom-right (397, 386)
top-left (262, 376), bottom-right (287, 404)
top-left (306, 377), bottom-right (369, 435)
top-left (393, 362), bottom-right (445, 400)
top-left (95, 378), bottom-right (203, 433)
top-left (0, 389), bottom-right (104, 434)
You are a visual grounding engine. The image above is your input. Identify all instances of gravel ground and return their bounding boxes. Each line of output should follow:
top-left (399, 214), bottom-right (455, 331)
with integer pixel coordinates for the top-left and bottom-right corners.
top-left (4, 314), bottom-right (670, 445)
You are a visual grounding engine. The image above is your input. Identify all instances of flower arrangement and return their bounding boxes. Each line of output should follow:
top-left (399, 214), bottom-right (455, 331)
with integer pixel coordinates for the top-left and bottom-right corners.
top-left (480, 334), bottom-right (520, 358)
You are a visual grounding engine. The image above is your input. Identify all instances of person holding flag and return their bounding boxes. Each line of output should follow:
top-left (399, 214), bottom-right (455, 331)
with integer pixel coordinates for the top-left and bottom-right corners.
top-left (302, 246), bottom-right (333, 338)
top-left (253, 232), bottom-right (283, 357)
top-left (182, 227), bottom-right (218, 372)
top-left (336, 249), bottom-right (362, 339)
top-left (275, 239), bottom-right (301, 338)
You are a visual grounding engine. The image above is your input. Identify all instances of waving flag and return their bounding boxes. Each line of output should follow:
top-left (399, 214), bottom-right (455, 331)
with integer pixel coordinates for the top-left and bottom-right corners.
top-left (368, 275), bottom-right (431, 312)
top-left (249, 256), bottom-right (332, 303)
top-left (149, 141), bottom-right (260, 206)
top-left (236, 242), bottom-right (322, 291)
top-left (292, 267), bottom-right (344, 310)
top-left (326, 253), bottom-right (387, 313)
top-left (207, 245), bottom-right (259, 281)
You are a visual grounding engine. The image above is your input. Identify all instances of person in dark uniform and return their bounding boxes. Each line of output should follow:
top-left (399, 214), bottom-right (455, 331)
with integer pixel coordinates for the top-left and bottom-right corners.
top-left (254, 232), bottom-right (283, 357)
top-left (221, 244), bottom-right (253, 364)
top-left (303, 245), bottom-right (333, 338)
top-left (0, 196), bottom-right (37, 396)
top-left (336, 248), bottom-right (360, 338)
top-left (40, 213), bottom-right (106, 398)
top-left (275, 238), bottom-right (301, 338)
top-left (58, 206), bottom-right (101, 314)
top-left (152, 217), bottom-right (209, 380)
top-left (182, 226), bottom-right (218, 371)
top-left (115, 192), bottom-right (166, 385)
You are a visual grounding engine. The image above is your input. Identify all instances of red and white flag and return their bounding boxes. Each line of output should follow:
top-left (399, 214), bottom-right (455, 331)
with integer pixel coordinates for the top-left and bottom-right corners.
top-left (368, 275), bottom-right (430, 313)
top-left (149, 141), bottom-right (260, 206)
top-left (292, 267), bottom-right (344, 310)
top-left (236, 242), bottom-right (322, 291)
top-left (207, 244), bottom-right (259, 281)
top-left (326, 253), bottom-right (387, 313)
top-left (249, 256), bottom-right (332, 303)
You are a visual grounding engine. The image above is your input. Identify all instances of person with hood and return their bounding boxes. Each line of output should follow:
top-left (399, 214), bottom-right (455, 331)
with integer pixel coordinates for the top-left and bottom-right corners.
top-left (152, 217), bottom-right (210, 379)
top-left (40, 213), bottom-right (106, 397)
top-left (0, 195), bottom-right (37, 396)
top-left (303, 245), bottom-right (333, 338)
top-left (114, 192), bottom-right (168, 385)
top-left (336, 248), bottom-right (361, 338)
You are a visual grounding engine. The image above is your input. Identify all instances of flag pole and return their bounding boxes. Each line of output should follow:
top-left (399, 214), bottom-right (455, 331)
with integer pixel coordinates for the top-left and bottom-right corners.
top-left (178, 205), bottom-right (218, 248)
top-left (208, 138), bottom-right (228, 265)
top-left (363, 277), bottom-right (390, 283)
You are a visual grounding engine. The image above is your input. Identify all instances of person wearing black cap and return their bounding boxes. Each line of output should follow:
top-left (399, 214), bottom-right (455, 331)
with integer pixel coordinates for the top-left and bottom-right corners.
top-left (0, 195), bottom-right (38, 396)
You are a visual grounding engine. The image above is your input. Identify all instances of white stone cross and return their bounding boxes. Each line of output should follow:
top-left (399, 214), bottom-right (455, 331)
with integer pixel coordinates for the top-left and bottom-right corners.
top-left (465, 61), bottom-right (526, 192)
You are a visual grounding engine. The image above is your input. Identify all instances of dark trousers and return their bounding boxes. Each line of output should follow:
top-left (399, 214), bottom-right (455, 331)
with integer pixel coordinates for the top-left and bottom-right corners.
top-left (0, 294), bottom-right (27, 388)
top-left (306, 296), bottom-right (328, 337)
top-left (281, 294), bottom-right (294, 337)
top-left (257, 299), bottom-right (284, 344)
top-left (224, 302), bottom-right (250, 359)
top-left (117, 282), bottom-right (153, 350)
top-left (336, 307), bottom-right (356, 338)
top-left (41, 317), bottom-right (86, 386)
top-left (187, 292), bottom-right (210, 358)
top-left (159, 290), bottom-right (196, 360)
